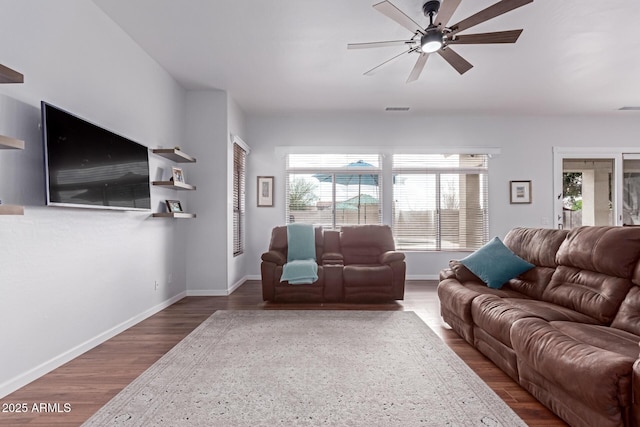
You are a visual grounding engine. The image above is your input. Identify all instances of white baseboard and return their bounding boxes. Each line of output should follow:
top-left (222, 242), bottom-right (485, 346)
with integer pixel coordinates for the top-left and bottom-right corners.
top-left (0, 291), bottom-right (187, 399)
top-left (186, 289), bottom-right (230, 296)
top-left (228, 276), bottom-right (248, 294)
top-left (187, 276), bottom-right (256, 297)
top-left (406, 275), bottom-right (439, 281)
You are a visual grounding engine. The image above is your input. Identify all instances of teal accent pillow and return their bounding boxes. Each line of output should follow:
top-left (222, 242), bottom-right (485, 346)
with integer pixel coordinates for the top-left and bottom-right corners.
top-left (286, 223), bottom-right (316, 262)
top-left (460, 237), bottom-right (534, 289)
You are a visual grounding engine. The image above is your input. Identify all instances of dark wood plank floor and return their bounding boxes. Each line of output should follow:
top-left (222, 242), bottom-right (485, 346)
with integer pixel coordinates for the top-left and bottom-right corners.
top-left (0, 280), bottom-right (567, 426)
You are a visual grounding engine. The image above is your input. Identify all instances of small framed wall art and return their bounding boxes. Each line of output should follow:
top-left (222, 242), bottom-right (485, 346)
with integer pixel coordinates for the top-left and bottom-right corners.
top-left (257, 176), bottom-right (274, 207)
top-left (510, 180), bottom-right (532, 204)
top-left (171, 167), bottom-right (185, 183)
top-left (165, 200), bottom-right (183, 213)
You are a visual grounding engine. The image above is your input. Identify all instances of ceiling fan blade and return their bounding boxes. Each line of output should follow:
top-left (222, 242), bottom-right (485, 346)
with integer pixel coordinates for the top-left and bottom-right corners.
top-left (348, 40), bottom-right (415, 49)
top-left (364, 48), bottom-right (414, 76)
top-left (373, 1), bottom-right (424, 35)
top-left (437, 47), bottom-right (473, 74)
top-left (448, 29), bottom-right (523, 45)
top-left (449, 0), bottom-right (533, 36)
top-left (406, 53), bottom-right (430, 83)
top-left (435, 0), bottom-right (462, 28)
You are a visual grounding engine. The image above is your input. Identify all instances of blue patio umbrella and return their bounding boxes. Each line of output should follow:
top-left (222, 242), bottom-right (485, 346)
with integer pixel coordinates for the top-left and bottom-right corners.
top-left (313, 160), bottom-right (379, 223)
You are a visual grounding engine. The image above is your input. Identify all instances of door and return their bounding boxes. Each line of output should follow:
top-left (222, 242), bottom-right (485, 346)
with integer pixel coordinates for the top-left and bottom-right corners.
top-left (623, 154), bottom-right (640, 226)
top-left (554, 149), bottom-right (620, 230)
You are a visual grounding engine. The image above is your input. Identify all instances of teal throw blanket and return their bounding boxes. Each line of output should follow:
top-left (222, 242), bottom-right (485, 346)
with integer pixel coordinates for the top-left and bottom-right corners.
top-left (281, 223), bottom-right (318, 285)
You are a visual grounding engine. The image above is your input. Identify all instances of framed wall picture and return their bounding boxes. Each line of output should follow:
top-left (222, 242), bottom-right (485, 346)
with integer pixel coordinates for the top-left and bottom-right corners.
top-left (257, 176), bottom-right (274, 207)
top-left (165, 200), bottom-right (183, 213)
top-left (510, 180), bottom-right (532, 204)
top-left (171, 167), bottom-right (185, 183)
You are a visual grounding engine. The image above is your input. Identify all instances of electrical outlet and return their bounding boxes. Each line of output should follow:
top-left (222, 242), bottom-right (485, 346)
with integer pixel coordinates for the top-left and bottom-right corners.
top-left (154, 280), bottom-right (159, 291)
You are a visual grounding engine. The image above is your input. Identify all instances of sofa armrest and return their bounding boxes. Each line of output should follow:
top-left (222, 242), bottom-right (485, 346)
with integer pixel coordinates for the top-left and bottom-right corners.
top-left (379, 251), bottom-right (405, 265)
top-left (261, 250), bottom-right (286, 265)
top-left (439, 268), bottom-right (456, 281)
top-left (322, 252), bottom-right (344, 265)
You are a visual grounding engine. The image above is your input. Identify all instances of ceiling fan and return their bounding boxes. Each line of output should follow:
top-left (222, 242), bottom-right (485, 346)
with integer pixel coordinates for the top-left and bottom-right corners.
top-left (348, 0), bottom-right (533, 82)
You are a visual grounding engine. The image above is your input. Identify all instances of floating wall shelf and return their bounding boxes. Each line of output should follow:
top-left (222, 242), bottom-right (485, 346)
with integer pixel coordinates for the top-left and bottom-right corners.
top-left (0, 64), bottom-right (25, 214)
top-left (151, 148), bottom-right (196, 163)
top-left (0, 205), bottom-right (24, 215)
top-left (0, 135), bottom-right (25, 150)
top-left (152, 212), bottom-right (196, 219)
top-left (152, 181), bottom-right (196, 191)
top-left (151, 147), bottom-right (197, 218)
top-left (0, 64), bottom-right (24, 84)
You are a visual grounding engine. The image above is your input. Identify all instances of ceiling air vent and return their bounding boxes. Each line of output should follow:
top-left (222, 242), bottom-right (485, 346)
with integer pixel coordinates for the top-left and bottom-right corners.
top-left (619, 107), bottom-right (640, 111)
top-left (385, 107), bottom-right (410, 112)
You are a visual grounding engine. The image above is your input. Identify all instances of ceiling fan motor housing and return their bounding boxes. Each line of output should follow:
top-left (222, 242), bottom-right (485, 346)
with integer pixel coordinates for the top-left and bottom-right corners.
top-left (422, 0), bottom-right (441, 18)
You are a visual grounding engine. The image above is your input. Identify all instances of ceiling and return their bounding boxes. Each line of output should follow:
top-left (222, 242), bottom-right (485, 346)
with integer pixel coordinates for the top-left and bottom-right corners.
top-left (93, 0), bottom-right (640, 116)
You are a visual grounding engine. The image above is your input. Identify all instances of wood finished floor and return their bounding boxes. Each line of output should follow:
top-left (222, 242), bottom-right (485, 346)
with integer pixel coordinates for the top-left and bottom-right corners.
top-left (0, 280), bottom-right (567, 426)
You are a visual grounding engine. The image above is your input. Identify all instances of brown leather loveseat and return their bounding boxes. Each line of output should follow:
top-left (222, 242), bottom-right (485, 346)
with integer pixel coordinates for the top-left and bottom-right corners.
top-left (438, 226), bottom-right (640, 427)
top-left (261, 224), bottom-right (406, 302)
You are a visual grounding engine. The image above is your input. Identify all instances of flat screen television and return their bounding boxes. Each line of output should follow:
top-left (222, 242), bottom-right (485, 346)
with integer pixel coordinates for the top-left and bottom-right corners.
top-left (42, 101), bottom-right (151, 211)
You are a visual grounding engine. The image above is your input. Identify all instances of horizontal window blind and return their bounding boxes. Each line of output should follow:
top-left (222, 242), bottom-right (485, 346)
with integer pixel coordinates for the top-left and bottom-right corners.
top-left (286, 154), bottom-right (382, 229)
top-left (233, 143), bottom-right (247, 256)
top-left (392, 154), bottom-right (489, 251)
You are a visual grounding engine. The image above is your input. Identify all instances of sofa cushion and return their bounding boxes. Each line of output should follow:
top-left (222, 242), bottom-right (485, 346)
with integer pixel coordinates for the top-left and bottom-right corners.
top-left (511, 318), bottom-right (636, 418)
top-left (556, 226), bottom-right (640, 278)
top-left (504, 227), bottom-right (568, 268)
top-left (549, 321), bottom-right (640, 359)
top-left (448, 260), bottom-right (482, 283)
top-left (611, 286), bottom-right (640, 335)
top-left (340, 225), bottom-right (396, 265)
top-left (460, 237), bottom-right (535, 289)
top-left (343, 265), bottom-right (392, 287)
top-left (472, 295), bottom-right (599, 347)
top-left (505, 266), bottom-right (556, 300)
top-left (543, 266), bottom-right (633, 324)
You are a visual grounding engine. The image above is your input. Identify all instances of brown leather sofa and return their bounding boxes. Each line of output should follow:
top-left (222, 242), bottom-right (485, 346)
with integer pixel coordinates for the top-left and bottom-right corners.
top-left (261, 224), bottom-right (406, 302)
top-left (438, 226), bottom-right (640, 427)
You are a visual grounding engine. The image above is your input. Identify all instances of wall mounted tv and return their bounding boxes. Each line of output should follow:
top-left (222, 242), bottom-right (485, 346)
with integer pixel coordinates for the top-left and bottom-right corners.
top-left (42, 101), bottom-right (151, 211)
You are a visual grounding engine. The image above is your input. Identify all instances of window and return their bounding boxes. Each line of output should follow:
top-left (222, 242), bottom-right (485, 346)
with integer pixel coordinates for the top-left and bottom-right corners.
top-left (285, 154), bottom-right (382, 229)
top-left (233, 143), bottom-right (247, 256)
top-left (392, 154), bottom-right (489, 251)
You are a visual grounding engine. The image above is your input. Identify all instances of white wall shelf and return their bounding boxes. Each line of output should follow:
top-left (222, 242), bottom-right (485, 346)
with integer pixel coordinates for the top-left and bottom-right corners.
top-left (152, 181), bottom-right (196, 190)
top-left (0, 135), bottom-right (25, 150)
top-left (152, 212), bottom-right (196, 219)
top-left (0, 64), bottom-right (25, 214)
top-left (0, 205), bottom-right (24, 216)
top-left (152, 147), bottom-right (197, 218)
top-left (152, 148), bottom-right (196, 163)
top-left (0, 64), bottom-right (23, 84)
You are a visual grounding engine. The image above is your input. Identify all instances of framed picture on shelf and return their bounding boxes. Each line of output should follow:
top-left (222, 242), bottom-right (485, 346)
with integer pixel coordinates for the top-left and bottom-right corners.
top-left (165, 200), bottom-right (183, 213)
top-left (171, 167), bottom-right (185, 183)
top-left (510, 180), bottom-right (532, 204)
top-left (257, 176), bottom-right (274, 207)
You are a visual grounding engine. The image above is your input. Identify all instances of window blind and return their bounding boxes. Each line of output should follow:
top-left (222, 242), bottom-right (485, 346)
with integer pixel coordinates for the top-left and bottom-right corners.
top-left (285, 154), bottom-right (382, 229)
top-left (392, 154), bottom-right (489, 251)
top-left (233, 143), bottom-right (247, 256)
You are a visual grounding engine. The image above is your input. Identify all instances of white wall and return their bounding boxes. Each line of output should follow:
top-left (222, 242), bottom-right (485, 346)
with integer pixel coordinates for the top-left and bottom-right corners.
top-left (184, 91), bottom-right (249, 295)
top-left (184, 91), bottom-right (228, 295)
top-left (246, 113), bottom-right (640, 279)
top-left (0, 1), bottom-right (187, 397)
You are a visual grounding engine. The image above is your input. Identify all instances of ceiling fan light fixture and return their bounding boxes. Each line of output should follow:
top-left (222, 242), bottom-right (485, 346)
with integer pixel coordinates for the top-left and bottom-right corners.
top-left (421, 30), bottom-right (442, 53)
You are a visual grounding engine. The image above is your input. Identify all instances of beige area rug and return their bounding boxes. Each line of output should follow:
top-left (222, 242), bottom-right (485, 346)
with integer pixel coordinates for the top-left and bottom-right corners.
top-left (82, 311), bottom-right (526, 426)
